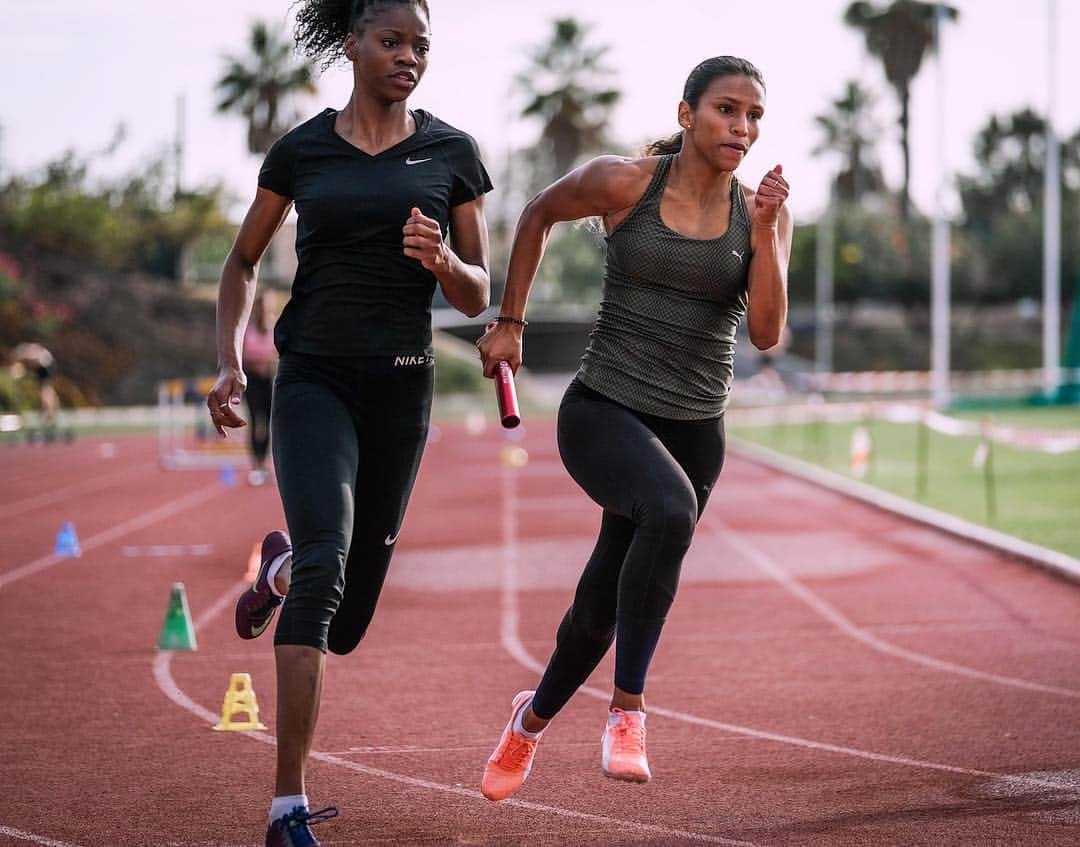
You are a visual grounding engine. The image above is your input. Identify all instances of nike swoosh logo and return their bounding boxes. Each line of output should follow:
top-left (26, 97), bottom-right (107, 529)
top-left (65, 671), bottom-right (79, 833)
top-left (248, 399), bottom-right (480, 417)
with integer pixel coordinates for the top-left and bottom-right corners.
top-left (405, 157), bottom-right (432, 166)
top-left (384, 531), bottom-right (400, 546)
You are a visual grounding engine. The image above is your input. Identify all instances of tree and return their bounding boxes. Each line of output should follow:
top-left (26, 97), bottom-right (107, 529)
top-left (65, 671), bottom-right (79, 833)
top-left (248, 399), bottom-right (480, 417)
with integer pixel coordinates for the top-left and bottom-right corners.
top-left (812, 80), bottom-right (886, 204)
top-left (516, 18), bottom-right (621, 182)
top-left (844, 0), bottom-right (957, 219)
top-left (957, 108), bottom-right (1080, 304)
top-left (215, 21), bottom-right (316, 155)
top-left (959, 108), bottom-right (1080, 227)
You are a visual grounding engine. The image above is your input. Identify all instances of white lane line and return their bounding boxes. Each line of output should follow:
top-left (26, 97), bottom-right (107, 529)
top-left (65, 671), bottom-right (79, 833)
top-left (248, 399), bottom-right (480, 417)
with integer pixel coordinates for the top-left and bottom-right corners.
top-left (0, 462), bottom-right (155, 520)
top-left (0, 826), bottom-right (82, 847)
top-left (0, 486), bottom-right (223, 590)
top-left (496, 465), bottom-right (1080, 799)
top-left (121, 544), bottom-right (214, 558)
top-left (152, 582), bottom-right (757, 846)
top-left (707, 516), bottom-right (1080, 699)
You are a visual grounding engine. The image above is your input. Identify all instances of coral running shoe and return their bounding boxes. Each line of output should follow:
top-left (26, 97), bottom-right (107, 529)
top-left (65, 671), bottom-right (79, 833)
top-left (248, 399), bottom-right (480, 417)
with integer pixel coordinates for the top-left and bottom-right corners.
top-left (235, 530), bottom-right (290, 639)
top-left (601, 708), bottom-right (651, 783)
top-left (265, 805), bottom-right (338, 847)
top-left (481, 690), bottom-right (540, 800)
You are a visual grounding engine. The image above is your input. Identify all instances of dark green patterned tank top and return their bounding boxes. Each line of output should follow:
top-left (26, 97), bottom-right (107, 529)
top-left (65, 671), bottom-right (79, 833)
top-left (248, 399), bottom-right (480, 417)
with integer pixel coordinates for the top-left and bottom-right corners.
top-left (577, 154), bottom-right (751, 419)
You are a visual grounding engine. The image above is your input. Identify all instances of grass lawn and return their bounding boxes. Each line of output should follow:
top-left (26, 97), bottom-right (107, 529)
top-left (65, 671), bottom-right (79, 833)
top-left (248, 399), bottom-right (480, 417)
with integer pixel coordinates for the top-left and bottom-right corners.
top-left (729, 404), bottom-right (1080, 559)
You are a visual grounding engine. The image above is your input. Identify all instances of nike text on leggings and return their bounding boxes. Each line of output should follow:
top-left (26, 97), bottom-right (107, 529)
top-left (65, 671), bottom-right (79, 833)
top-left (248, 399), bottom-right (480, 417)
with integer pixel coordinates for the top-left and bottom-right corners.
top-left (270, 351), bottom-right (432, 654)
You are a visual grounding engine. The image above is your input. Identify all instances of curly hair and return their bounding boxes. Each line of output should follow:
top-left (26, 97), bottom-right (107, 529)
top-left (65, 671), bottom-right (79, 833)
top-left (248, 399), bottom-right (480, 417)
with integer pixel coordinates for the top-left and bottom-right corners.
top-left (292, 0), bottom-right (431, 70)
top-left (645, 56), bottom-right (766, 156)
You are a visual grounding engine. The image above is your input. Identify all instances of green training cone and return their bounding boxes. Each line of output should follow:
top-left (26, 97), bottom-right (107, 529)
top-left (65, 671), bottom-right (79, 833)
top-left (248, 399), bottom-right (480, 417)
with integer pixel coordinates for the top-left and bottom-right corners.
top-left (158, 582), bottom-right (198, 651)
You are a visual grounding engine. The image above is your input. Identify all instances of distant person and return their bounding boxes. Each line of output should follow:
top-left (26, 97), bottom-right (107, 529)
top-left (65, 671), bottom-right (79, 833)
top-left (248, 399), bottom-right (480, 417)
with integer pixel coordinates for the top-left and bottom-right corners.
top-left (7, 342), bottom-right (59, 439)
top-left (476, 56), bottom-right (791, 800)
top-left (206, 1), bottom-right (492, 844)
top-left (242, 291), bottom-right (278, 486)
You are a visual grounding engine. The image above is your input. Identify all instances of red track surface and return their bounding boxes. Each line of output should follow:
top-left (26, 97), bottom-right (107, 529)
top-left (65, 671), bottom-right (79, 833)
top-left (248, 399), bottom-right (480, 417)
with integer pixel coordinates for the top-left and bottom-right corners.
top-left (1, 421), bottom-right (1079, 846)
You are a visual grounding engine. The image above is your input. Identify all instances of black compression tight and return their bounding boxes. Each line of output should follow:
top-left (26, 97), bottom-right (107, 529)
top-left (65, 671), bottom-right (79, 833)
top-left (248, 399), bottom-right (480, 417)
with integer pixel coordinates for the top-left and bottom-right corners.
top-left (244, 372), bottom-right (273, 465)
top-left (270, 351), bottom-right (432, 654)
top-left (530, 380), bottom-right (725, 720)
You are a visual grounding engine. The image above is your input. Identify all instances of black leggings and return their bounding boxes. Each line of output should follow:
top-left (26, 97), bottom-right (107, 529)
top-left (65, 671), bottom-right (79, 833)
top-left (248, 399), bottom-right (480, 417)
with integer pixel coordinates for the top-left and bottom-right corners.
top-left (244, 371), bottom-right (273, 465)
top-left (530, 380), bottom-right (725, 720)
top-left (270, 352), bottom-right (432, 654)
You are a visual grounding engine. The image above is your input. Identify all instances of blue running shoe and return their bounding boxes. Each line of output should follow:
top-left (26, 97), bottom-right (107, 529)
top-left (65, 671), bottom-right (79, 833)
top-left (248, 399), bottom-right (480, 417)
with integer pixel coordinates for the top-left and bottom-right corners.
top-left (235, 530), bottom-right (291, 639)
top-left (265, 805), bottom-right (339, 847)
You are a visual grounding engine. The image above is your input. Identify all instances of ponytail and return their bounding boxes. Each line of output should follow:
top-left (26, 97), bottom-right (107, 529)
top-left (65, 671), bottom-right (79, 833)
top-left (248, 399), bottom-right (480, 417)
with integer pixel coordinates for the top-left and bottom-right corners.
top-left (644, 132), bottom-right (683, 156)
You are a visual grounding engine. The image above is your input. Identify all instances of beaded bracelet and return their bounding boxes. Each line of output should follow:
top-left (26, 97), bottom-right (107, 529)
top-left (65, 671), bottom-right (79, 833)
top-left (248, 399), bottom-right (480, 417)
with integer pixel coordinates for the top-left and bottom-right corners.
top-left (494, 315), bottom-right (529, 328)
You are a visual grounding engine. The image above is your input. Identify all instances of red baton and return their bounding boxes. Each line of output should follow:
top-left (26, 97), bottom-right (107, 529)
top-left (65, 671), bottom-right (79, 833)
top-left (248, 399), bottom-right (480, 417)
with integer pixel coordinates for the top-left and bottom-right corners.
top-left (495, 361), bottom-right (521, 429)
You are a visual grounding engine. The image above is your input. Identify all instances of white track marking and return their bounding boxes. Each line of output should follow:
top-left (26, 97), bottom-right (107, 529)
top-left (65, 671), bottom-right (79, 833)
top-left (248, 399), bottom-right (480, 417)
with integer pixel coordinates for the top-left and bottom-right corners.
top-left (0, 826), bottom-right (82, 847)
top-left (707, 516), bottom-right (1080, 699)
top-left (0, 486), bottom-right (222, 590)
top-left (151, 581), bottom-right (759, 846)
top-left (0, 462), bottom-right (155, 520)
top-left (121, 544), bottom-right (214, 558)
top-left (497, 463), bottom-right (1080, 798)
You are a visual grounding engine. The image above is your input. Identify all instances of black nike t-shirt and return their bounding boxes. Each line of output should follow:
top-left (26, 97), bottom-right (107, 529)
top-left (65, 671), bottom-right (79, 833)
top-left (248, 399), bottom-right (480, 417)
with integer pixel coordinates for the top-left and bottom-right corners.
top-left (258, 108), bottom-right (493, 357)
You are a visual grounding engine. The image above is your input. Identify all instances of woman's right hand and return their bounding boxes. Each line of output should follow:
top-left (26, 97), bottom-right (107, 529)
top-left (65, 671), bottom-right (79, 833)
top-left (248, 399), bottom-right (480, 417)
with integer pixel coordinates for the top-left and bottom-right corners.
top-left (206, 367), bottom-right (248, 438)
top-left (476, 321), bottom-right (523, 378)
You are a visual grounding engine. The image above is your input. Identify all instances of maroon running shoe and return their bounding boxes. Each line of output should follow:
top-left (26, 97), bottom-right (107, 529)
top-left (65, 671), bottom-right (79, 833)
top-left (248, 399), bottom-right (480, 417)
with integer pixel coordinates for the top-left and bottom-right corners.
top-left (235, 530), bottom-right (290, 639)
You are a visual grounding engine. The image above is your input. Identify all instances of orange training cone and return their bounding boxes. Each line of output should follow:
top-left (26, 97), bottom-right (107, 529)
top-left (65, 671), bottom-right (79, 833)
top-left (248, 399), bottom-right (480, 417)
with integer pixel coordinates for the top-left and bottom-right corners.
top-left (244, 542), bottom-right (261, 583)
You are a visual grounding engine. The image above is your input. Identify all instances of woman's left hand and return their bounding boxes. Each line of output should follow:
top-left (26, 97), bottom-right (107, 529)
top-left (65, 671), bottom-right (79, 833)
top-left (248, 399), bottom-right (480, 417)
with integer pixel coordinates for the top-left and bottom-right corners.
top-left (403, 207), bottom-right (450, 272)
top-left (752, 164), bottom-right (790, 229)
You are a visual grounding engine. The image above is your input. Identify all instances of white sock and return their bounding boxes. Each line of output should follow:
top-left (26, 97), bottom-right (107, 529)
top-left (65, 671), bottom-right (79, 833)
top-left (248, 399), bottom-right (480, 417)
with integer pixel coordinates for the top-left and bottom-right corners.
top-left (269, 794), bottom-right (308, 823)
top-left (266, 552), bottom-right (291, 598)
top-left (609, 709), bottom-right (645, 727)
top-left (513, 697), bottom-right (543, 739)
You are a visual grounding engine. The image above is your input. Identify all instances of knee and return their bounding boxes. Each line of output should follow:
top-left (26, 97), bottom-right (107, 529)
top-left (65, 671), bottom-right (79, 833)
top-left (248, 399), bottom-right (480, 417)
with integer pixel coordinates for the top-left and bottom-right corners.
top-left (287, 540), bottom-right (346, 613)
top-left (326, 622), bottom-right (368, 656)
top-left (635, 489), bottom-right (697, 548)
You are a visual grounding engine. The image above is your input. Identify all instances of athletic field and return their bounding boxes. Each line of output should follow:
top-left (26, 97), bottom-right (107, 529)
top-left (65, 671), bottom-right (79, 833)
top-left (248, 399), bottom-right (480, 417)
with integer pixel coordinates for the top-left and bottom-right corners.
top-left (2, 418), bottom-right (1079, 845)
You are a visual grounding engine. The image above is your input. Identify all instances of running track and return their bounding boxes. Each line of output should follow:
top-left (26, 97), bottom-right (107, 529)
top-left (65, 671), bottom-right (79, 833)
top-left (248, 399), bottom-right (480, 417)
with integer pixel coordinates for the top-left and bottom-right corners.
top-left (1, 421), bottom-right (1078, 846)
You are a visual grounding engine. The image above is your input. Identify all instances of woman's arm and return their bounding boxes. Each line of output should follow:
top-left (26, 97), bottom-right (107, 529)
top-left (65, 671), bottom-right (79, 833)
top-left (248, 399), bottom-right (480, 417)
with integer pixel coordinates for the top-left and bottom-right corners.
top-left (477, 155), bottom-right (650, 376)
top-left (746, 165), bottom-right (793, 350)
top-left (207, 187), bottom-right (292, 436)
top-left (402, 197), bottom-right (491, 318)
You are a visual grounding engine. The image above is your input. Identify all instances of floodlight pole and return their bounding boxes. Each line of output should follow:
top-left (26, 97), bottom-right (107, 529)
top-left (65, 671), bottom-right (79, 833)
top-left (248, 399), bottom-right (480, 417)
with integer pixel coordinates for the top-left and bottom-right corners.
top-left (930, 2), bottom-right (951, 410)
top-left (1043, 0), bottom-right (1062, 397)
top-left (815, 188), bottom-right (835, 375)
top-left (174, 92), bottom-right (186, 201)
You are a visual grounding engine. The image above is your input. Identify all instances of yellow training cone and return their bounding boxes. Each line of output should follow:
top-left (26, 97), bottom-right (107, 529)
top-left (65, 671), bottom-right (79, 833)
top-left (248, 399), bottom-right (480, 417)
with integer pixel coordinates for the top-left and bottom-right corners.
top-left (213, 672), bottom-right (268, 731)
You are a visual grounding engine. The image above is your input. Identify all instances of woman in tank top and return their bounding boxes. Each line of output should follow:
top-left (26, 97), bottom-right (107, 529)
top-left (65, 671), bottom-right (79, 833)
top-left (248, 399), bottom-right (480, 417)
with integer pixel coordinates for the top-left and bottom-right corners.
top-left (476, 56), bottom-right (791, 801)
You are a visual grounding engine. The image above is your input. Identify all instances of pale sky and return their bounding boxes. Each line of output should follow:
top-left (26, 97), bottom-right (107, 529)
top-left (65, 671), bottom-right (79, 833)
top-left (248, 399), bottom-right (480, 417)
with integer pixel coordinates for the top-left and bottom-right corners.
top-left (2, 0), bottom-right (1076, 221)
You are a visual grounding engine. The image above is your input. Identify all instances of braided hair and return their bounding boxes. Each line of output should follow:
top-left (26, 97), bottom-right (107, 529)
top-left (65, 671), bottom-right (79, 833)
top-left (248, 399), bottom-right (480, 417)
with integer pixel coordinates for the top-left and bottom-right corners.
top-left (645, 56), bottom-right (766, 156)
top-left (293, 0), bottom-right (431, 70)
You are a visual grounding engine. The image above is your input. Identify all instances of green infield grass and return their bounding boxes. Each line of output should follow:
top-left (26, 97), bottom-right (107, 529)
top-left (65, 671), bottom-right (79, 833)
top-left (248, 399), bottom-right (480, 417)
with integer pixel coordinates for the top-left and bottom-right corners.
top-left (729, 404), bottom-right (1080, 559)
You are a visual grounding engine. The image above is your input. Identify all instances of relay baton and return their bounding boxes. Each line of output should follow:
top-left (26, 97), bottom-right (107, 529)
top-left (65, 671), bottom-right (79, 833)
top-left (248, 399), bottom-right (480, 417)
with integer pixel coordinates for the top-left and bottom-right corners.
top-left (495, 360), bottom-right (521, 428)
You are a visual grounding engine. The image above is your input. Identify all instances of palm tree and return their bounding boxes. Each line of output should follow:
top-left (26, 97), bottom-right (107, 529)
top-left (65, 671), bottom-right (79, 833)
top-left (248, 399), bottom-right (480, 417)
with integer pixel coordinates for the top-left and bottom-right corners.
top-left (813, 80), bottom-right (885, 204)
top-left (516, 18), bottom-right (621, 180)
top-left (844, 0), bottom-right (958, 218)
top-left (215, 21), bottom-right (316, 156)
top-left (959, 108), bottom-right (1080, 227)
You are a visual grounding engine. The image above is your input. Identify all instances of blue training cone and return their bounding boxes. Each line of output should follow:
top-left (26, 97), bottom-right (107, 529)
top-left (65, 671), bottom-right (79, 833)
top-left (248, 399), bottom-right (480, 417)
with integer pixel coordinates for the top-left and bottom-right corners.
top-left (55, 522), bottom-right (81, 557)
top-left (219, 465), bottom-right (237, 488)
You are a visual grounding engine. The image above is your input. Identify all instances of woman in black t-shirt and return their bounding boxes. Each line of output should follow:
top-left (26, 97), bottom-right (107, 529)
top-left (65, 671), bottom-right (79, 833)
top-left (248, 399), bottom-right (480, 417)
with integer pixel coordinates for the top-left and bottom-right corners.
top-left (206, 2), bottom-right (491, 843)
